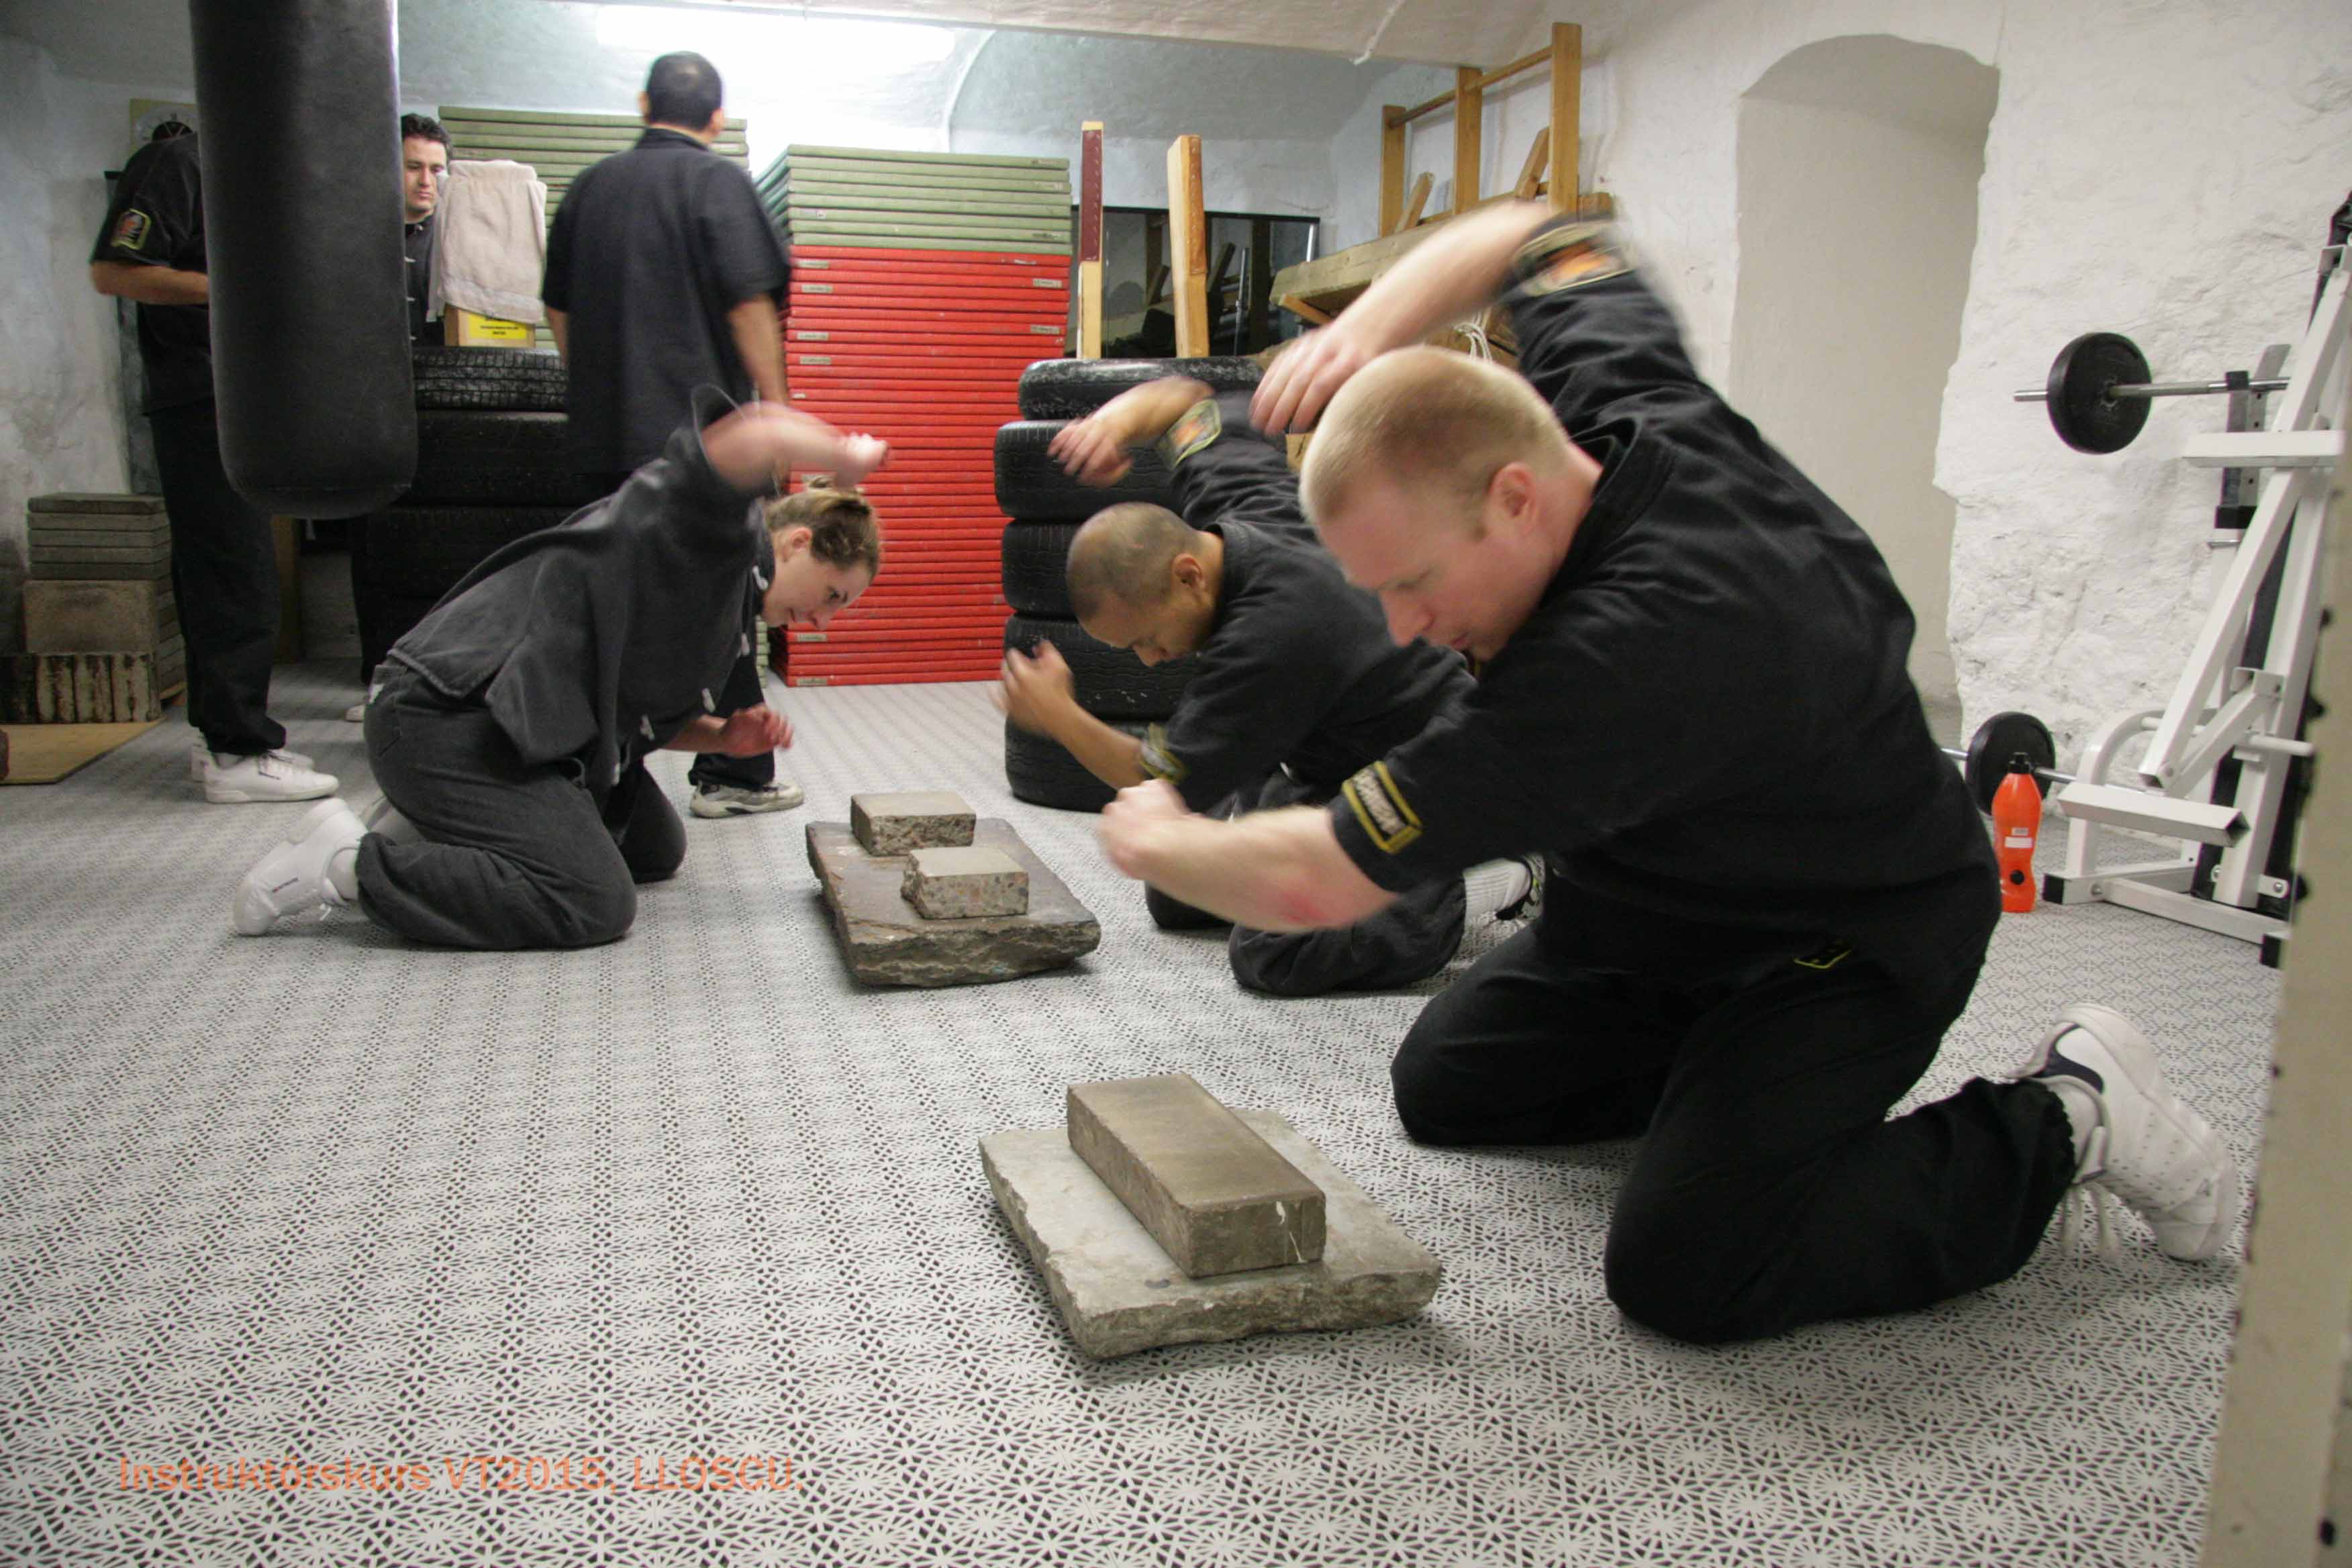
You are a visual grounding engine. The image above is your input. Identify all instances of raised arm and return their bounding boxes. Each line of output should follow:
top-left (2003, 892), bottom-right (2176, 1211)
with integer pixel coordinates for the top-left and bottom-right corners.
top-left (1250, 200), bottom-right (1556, 434)
top-left (701, 403), bottom-right (886, 493)
top-left (1047, 375), bottom-right (1213, 486)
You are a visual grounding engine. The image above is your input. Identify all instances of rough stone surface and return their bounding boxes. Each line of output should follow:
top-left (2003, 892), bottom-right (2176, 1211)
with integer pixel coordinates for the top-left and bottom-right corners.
top-left (982, 1109), bottom-right (1440, 1359)
top-left (23, 580), bottom-right (176, 654)
top-left (1067, 1073), bottom-right (1324, 1277)
top-left (902, 844), bottom-right (1029, 919)
top-left (808, 818), bottom-right (1096, 986)
top-left (852, 789), bottom-right (975, 854)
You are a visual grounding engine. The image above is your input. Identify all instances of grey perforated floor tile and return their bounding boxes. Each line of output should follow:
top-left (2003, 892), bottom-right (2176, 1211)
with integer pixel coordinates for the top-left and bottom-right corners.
top-left (0, 666), bottom-right (2277, 1567)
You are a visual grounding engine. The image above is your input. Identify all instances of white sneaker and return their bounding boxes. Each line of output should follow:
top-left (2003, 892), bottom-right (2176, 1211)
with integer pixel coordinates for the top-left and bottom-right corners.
top-left (192, 742), bottom-right (315, 783)
top-left (689, 780), bottom-right (806, 818)
top-left (231, 798), bottom-right (366, 934)
top-left (2010, 1002), bottom-right (2239, 1262)
top-left (201, 748), bottom-right (336, 803)
top-left (342, 702), bottom-right (367, 723)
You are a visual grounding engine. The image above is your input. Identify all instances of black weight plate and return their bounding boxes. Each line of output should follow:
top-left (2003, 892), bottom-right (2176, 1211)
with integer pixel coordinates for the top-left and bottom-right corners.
top-left (1964, 709), bottom-right (2056, 814)
top-left (2047, 332), bottom-right (2151, 454)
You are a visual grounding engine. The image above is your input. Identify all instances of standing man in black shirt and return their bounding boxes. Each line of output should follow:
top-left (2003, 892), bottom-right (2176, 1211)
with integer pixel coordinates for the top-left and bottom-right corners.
top-left (1001, 375), bottom-right (1538, 995)
top-left (541, 52), bottom-right (797, 820)
top-left (400, 113), bottom-right (450, 346)
top-left (89, 124), bottom-right (336, 805)
top-left (1095, 202), bottom-right (2239, 1344)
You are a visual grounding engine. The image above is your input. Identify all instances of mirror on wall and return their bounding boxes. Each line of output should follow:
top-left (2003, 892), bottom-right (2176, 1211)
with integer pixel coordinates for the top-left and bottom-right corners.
top-left (1089, 206), bottom-right (1318, 357)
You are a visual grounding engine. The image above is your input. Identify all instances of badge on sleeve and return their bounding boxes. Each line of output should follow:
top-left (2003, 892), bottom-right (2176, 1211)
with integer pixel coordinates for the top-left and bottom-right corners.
top-left (110, 209), bottom-right (154, 252)
top-left (1155, 398), bottom-right (1222, 471)
top-left (1512, 219), bottom-right (1628, 297)
top-left (1139, 724), bottom-right (1187, 785)
top-left (1340, 761), bottom-right (1422, 854)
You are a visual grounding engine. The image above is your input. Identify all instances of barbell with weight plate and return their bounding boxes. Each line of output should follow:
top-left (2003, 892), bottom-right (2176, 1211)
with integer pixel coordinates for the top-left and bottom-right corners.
top-left (2014, 332), bottom-right (2290, 454)
top-left (1940, 709), bottom-right (2068, 814)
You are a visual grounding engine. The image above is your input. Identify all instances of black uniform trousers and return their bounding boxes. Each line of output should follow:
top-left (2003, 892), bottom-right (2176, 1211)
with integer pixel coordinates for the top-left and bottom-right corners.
top-left (1151, 771), bottom-right (1467, 996)
top-left (148, 400), bottom-right (286, 756)
top-left (581, 468), bottom-right (773, 796)
top-left (355, 667), bottom-right (685, 949)
top-left (1392, 906), bottom-right (2077, 1344)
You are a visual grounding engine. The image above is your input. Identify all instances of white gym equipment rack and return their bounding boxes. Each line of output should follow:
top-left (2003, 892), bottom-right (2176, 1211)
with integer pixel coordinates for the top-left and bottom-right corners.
top-left (2046, 244), bottom-right (2347, 957)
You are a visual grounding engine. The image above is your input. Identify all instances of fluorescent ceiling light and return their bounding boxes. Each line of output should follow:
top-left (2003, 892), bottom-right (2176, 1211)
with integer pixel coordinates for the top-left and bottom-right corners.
top-left (593, 5), bottom-right (957, 66)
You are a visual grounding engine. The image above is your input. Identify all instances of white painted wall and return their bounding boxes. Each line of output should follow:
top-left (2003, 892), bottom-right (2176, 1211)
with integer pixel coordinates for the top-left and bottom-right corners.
top-left (1728, 40), bottom-right (1994, 717)
top-left (1514, 0), bottom-right (2352, 762)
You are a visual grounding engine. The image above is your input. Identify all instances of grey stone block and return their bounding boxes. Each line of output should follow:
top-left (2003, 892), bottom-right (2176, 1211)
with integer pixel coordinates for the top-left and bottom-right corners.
top-left (27, 493), bottom-right (167, 516)
top-left (23, 581), bottom-right (175, 654)
top-left (808, 818), bottom-right (1097, 985)
top-left (852, 790), bottom-right (976, 854)
top-left (983, 1109), bottom-right (1442, 1359)
top-left (1067, 1074), bottom-right (1324, 1277)
top-left (902, 845), bottom-right (1030, 919)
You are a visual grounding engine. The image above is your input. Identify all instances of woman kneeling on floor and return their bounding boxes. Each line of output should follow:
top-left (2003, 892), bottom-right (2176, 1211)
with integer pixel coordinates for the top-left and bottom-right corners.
top-left (232, 395), bottom-right (885, 948)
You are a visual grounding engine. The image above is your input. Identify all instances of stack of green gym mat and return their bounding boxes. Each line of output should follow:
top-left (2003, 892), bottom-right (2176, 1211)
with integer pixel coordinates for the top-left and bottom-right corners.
top-left (758, 144), bottom-right (1072, 256)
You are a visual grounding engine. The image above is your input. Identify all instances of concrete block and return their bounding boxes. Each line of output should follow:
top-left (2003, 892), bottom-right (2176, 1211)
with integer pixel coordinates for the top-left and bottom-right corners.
top-left (0, 654), bottom-right (162, 723)
top-left (808, 818), bottom-right (1096, 985)
top-left (851, 790), bottom-right (975, 854)
top-left (902, 845), bottom-right (1030, 918)
top-left (983, 1108), bottom-right (1440, 1359)
top-left (23, 581), bottom-right (175, 654)
top-left (28, 493), bottom-right (166, 516)
top-left (1067, 1074), bottom-right (1324, 1277)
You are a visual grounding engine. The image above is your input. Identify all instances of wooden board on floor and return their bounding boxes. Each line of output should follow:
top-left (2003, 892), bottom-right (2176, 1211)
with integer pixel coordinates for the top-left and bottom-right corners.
top-left (0, 719), bottom-right (160, 784)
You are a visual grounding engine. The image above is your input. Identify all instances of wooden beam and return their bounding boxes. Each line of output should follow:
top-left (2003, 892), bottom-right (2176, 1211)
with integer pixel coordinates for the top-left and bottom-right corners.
top-left (1549, 22), bottom-right (1581, 213)
top-left (1453, 64), bottom-right (1483, 217)
top-left (1144, 262), bottom-right (1168, 309)
top-left (1393, 171), bottom-right (1433, 234)
top-left (1075, 120), bottom-right (1104, 359)
top-left (1277, 293), bottom-right (1333, 326)
top-left (1394, 47), bottom-right (1553, 128)
top-left (1165, 134), bottom-right (1209, 356)
top-left (1207, 240), bottom-right (1238, 310)
top-left (1379, 105), bottom-right (1406, 238)
top-left (1514, 128), bottom-right (1551, 199)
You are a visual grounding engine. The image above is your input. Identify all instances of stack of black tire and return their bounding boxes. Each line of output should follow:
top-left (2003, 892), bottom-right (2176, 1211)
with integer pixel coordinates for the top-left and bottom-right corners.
top-left (996, 356), bottom-right (1262, 810)
top-left (352, 347), bottom-right (599, 681)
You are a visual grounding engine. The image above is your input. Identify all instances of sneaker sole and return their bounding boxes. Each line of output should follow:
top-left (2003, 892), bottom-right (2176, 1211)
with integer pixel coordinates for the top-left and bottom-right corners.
top-left (230, 800), bottom-right (354, 934)
top-left (206, 781), bottom-right (339, 803)
top-left (689, 795), bottom-right (804, 818)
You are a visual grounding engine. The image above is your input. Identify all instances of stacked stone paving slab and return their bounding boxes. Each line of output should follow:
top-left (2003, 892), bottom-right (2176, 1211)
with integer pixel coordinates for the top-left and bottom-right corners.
top-left (754, 144), bottom-right (1073, 687)
top-left (807, 790), bottom-right (1096, 985)
top-left (2, 495), bottom-right (181, 723)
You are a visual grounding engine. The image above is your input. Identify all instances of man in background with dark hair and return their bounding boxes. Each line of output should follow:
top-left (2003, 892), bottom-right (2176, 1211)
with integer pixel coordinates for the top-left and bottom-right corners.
top-left (89, 122), bottom-right (336, 804)
top-left (399, 113), bottom-right (451, 345)
top-left (540, 50), bottom-right (799, 817)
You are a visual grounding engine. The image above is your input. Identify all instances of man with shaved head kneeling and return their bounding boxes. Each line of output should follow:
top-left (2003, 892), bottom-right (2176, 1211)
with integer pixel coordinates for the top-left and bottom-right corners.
top-left (1091, 203), bottom-right (2238, 1343)
top-left (1000, 375), bottom-right (1542, 995)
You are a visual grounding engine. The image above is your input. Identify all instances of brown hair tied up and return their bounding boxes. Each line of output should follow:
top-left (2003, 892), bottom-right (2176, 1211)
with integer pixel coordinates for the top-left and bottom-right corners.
top-left (765, 482), bottom-right (883, 577)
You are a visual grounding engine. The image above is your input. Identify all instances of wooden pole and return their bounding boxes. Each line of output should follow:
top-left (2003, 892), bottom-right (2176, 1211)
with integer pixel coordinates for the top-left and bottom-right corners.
top-left (1075, 120), bottom-right (1104, 359)
top-left (1379, 106), bottom-right (1406, 239)
top-left (1165, 134), bottom-right (1208, 356)
top-left (1549, 23), bottom-right (1581, 213)
top-left (1515, 128), bottom-right (1551, 199)
top-left (1453, 64), bottom-right (1483, 217)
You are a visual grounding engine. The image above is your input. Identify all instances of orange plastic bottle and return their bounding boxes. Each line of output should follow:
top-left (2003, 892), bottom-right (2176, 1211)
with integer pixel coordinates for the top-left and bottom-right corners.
top-left (1991, 752), bottom-right (2042, 914)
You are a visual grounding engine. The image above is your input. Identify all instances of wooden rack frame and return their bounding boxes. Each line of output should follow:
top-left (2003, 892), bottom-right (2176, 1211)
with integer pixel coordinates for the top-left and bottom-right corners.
top-left (1379, 22), bottom-right (1581, 236)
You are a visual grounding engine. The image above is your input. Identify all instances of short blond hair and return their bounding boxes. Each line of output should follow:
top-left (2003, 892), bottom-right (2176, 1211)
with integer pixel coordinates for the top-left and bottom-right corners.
top-left (1301, 346), bottom-right (1573, 528)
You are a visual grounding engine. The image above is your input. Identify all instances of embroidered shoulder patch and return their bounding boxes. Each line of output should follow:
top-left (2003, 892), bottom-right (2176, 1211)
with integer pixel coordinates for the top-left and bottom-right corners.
top-left (1155, 398), bottom-right (1222, 471)
top-left (1340, 761), bottom-right (1422, 854)
top-left (1139, 724), bottom-right (1187, 784)
top-left (110, 209), bottom-right (153, 252)
top-left (1513, 220), bottom-right (1628, 297)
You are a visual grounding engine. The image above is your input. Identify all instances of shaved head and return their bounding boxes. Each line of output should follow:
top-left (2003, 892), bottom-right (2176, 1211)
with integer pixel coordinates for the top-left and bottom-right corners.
top-left (1301, 346), bottom-right (1575, 533)
top-left (1065, 503), bottom-right (1197, 622)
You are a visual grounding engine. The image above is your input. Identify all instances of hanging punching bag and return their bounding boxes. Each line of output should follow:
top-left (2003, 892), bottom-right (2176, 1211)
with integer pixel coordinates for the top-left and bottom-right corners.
top-left (188, 0), bottom-right (415, 516)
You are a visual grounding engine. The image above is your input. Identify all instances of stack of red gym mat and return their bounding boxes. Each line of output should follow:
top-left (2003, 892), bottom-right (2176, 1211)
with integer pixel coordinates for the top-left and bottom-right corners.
top-left (765, 145), bottom-right (1073, 687)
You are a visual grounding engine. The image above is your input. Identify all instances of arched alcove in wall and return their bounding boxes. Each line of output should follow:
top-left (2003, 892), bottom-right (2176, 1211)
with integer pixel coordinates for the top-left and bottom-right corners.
top-left (1728, 35), bottom-right (1996, 723)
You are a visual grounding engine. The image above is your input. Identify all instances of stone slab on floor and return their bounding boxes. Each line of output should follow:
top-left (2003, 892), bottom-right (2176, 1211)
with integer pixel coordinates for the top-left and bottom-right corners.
top-left (808, 818), bottom-right (1097, 986)
top-left (903, 844), bottom-right (1030, 919)
top-left (852, 789), bottom-right (975, 854)
top-left (982, 1108), bottom-right (1441, 1359)
top-left (1067, 1073), bottom-right (1324, 1277)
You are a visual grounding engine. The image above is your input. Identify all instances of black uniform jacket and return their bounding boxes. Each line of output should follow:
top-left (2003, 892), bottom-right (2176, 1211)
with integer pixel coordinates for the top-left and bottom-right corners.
top-left (1326, 222), bottom-right (1998, 991)
top-left (91, 133), bottom-right (214, 412)
top-left (388, 391), bottom-right (771, 801)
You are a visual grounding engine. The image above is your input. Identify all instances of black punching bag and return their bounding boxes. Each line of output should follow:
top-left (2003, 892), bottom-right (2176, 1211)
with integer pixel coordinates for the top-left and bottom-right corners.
top-left (188, 0), bottom-right (415, 516)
